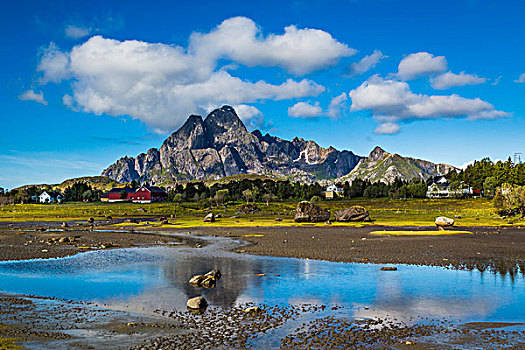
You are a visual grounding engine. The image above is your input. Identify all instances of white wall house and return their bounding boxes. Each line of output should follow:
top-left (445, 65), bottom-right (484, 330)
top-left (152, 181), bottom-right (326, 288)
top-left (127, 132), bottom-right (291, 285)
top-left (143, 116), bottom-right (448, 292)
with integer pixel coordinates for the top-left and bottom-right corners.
top-left (39, 191), bottom-right (63, 203)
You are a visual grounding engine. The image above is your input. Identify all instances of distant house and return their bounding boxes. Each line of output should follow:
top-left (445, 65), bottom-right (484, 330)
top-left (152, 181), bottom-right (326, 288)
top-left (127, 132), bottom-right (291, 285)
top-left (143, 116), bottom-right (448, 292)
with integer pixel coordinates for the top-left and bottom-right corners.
top-left (39, 191), bottom-right (63, 204)
top-left (323, 184), bottom-right (344, 199)
top-left (100, 193), bottom-right (109, 202)
top-left (107, 186), bottom-right (167, 203)
top-left (426, 176), bottom-right (473, 198)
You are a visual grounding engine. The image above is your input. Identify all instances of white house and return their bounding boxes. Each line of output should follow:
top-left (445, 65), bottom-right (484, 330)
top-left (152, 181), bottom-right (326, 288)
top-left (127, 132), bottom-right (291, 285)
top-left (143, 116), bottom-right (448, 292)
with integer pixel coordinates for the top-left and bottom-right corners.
top-left (323, 184), bottom-right (344, 199)
top-left (39, 191), bottom-right (63, 204)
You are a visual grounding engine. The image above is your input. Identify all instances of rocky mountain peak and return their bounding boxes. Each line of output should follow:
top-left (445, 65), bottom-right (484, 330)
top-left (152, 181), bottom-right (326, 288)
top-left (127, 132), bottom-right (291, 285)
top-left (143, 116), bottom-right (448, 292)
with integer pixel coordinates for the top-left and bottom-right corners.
top-left (369, 146), bottom-right (390, 162)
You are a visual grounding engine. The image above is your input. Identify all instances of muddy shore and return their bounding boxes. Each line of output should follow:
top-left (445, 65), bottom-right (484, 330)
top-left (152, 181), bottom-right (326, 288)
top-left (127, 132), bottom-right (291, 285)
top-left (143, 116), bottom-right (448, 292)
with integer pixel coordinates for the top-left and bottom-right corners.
top-left (192, 225), bottom-right (525, 275)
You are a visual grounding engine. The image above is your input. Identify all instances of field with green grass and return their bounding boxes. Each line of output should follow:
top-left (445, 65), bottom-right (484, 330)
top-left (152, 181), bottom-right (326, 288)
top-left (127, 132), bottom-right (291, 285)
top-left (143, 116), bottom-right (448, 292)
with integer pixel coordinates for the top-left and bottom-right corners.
top-left (0, 198), bottom-right (522, 228)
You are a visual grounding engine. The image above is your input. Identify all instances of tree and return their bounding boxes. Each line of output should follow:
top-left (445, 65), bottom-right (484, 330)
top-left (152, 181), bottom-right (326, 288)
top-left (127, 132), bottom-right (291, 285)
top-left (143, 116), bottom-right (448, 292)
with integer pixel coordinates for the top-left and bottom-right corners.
top-left (262, 193), bottom-right (275, 206)
top-left (483, 177), bottom-right (498, 198)
top-left (310, 195), bottom-right (321, 203)
top-left (214, 189), bottom-right (229, 206)
top-left (493, 184), bottom-right (525, 216)
top-left (242, 189), bottom-right (253, 203)
top-left (173, 193), bottom-right (183, 205)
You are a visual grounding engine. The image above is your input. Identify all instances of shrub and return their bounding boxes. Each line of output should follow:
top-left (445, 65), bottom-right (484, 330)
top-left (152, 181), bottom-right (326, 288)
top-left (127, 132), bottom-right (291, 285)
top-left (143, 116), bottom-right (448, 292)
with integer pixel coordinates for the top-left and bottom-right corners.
top-left (310, 195), bottom-right (321, 203)
top-left (493, 183), bottom-right (525, 216)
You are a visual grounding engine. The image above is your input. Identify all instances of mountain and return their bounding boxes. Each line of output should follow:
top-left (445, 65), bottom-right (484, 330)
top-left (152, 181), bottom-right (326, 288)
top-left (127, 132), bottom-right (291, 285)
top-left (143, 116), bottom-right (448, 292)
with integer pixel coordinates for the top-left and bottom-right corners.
top-left (102, 106), bottom-right (363, 184)
top-left (338, 146), bottom-right (458, 184)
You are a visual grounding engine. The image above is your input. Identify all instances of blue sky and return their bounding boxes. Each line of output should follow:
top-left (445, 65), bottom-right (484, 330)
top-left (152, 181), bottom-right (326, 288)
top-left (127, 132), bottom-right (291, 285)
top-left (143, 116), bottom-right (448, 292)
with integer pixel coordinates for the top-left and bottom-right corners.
top-left (1, 0), bottom-right (524, 189)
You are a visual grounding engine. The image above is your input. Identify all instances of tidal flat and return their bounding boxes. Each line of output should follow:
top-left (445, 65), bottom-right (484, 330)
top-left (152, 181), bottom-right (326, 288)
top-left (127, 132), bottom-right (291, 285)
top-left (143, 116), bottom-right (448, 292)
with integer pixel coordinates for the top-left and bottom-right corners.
top-left (0, 219), bottom-right (524, 349)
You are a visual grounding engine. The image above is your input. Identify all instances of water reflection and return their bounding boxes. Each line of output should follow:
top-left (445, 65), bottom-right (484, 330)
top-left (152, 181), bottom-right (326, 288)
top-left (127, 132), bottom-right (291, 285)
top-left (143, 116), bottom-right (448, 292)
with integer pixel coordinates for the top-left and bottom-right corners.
top-left (0, 243), bottom-right (523, 325)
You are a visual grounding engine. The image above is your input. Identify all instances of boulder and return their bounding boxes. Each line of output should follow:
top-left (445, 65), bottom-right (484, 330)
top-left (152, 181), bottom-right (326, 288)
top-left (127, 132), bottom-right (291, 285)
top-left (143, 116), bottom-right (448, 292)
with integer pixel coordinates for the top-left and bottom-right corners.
top-left (200, 276), bottom-right (216, 289)
top-left (187, 296), bottom-right (207, 309)
top-left (61, 222), bottom-right (68, 228)
top-left (204, 213), bottom-right (215, 222)
top-left (334, 206), bottom-right (371, 222)
top-left (87, 217), bottom-right (95, 224)
top-left (294, 201), bottom-right (330, 223)
top-left (189, 275), bottom-right (206, 286)
top-left (105, 216), bottom-right (113, 220)
top-left (160, 219), bottom-right (169, 225)
top-left (435, 216), bottom-right (454, 227)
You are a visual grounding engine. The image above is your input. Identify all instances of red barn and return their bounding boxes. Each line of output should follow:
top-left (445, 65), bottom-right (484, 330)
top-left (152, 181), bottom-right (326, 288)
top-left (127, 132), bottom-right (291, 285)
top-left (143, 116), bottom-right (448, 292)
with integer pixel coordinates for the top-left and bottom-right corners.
top-left (107, 186), bottom-right (167, 203)
top-left (132, 186), bottom-right (168, 203)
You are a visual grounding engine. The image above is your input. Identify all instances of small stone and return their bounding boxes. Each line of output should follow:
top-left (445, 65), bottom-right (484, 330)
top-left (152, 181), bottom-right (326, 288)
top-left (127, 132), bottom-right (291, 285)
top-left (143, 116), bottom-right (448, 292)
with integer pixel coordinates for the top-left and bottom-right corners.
top-left (380, 266), bottom-right (398, 271)
top-left (187, 296), bottom-right (207, 309)
top-left (243, 306), bottom-right (262, 314)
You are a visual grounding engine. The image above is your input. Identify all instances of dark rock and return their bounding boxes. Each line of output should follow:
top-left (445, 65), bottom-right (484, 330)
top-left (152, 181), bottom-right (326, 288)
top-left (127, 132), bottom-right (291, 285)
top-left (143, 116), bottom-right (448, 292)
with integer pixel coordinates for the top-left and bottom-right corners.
top-left (87, 217), bottom-right (94, 224)
top-left (204, 213), bottom-right (215, 222)
top-left (187, 296), bottom-right (207, 309)
top-left (275, 218), bottom-right (283, 222)
top-left (61, 222), bottom-right (68, 228)
top-left (334, 206), bottom-right (371, 222)
top-left (160, 219), bottom-right (169, 225)
top-left (380, 266), bottom-right (398, 271)
top-left (200, 276), bottom-right (216, 289)
top-left (294, 201), bottom-right (330, 223)
top-left (105, 216), bottom-right (113, 220)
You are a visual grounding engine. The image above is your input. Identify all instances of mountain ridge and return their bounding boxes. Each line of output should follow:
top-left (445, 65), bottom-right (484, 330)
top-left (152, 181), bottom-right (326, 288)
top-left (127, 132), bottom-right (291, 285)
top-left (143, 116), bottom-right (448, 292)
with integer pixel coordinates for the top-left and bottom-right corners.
top-left (102, 106), bottom-right (363, 184)
top-left (102, 106), bottom-right (457, 185)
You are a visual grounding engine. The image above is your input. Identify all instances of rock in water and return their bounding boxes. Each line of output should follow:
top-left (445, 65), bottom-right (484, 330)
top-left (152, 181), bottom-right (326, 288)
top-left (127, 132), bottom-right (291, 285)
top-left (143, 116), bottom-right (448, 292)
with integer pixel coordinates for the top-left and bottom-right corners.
top-left (187, 296), bottom-right (207, 309)
top-left (205, 269), bottom-right (221, 280)
top-left (334, 206), bottom-right (371, 222)
top-left (380, 266), bottom-right (398, 271)
top-left (189, 275), bottom-right (206, 285)
top-left (87, 217), bottom-right (94, 224)
top-left (200, 276), bottom-right (216, 289)
top-left (294, 201), bottom-right (330, 223)
top-left (204, 213), bottom-right (215, 222)
top-left (435, 216), bottom-right (454, 227)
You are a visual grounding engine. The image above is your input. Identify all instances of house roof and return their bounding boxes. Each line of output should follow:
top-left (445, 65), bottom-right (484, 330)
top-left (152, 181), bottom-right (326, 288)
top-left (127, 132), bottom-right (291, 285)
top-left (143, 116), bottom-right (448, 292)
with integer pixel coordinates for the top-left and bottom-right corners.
top-left (108, 187), bottom-right (137, 194)
top-left (40, 191), bottom-right (62, 198)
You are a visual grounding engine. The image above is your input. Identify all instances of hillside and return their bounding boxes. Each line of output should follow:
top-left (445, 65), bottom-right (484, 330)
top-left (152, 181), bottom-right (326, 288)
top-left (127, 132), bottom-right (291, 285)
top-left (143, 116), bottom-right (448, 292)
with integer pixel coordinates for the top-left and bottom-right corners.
top-left (338, 146), bottom-right (458, 184)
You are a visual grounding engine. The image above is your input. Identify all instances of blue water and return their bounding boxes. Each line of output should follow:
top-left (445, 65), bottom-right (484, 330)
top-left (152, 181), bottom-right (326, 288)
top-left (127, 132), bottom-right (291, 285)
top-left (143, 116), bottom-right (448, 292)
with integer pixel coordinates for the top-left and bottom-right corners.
top-left (0, 238), bottom-right (523, 324)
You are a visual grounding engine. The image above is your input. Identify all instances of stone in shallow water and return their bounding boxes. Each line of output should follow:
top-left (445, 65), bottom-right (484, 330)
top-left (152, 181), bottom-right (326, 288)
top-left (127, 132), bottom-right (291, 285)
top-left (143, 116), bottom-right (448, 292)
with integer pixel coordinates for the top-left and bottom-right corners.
top-left (187, 296), bottom-right (207, 309)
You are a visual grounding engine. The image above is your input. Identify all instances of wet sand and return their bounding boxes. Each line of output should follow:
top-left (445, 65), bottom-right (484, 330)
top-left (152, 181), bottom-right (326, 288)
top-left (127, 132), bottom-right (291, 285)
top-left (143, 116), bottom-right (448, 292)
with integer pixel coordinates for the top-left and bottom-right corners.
top-left (193, 225), bottom-right (525, 274)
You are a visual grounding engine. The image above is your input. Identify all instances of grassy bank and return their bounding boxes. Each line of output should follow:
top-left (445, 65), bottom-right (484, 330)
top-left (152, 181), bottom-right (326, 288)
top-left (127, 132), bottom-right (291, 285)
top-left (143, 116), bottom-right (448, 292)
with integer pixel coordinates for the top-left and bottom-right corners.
top-left (0, 198), bottom-right (521, 228)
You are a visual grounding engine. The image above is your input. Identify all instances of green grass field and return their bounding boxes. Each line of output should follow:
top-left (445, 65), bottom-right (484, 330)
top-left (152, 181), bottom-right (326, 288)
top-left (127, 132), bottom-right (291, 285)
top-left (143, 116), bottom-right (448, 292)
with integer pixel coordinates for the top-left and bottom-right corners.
top-left (0, 198), bottom-right (522, 227)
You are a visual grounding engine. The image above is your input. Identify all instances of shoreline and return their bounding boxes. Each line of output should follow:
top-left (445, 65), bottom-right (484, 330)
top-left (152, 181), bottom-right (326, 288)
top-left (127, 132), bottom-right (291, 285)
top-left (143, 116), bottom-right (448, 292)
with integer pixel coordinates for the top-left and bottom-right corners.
top-left (1, 222), bottom-right (525, 275)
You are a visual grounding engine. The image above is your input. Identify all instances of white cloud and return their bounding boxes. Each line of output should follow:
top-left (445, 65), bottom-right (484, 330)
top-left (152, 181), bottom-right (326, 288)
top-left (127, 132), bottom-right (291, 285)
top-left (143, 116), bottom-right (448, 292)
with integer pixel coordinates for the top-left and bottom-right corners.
top-left (190, 17), bottom-right (355, 75)
top-left (38, 43), bottom-right (70, 83)
top-left (18, 89), bottom-right (48, 105)
top-left (374, 122), bottom-right (400, 135)
top-left (514, 73), bottom-right (525, 83)
top-left (65, 25), bottom-right (91, 39)
top-left (36, 20), bottom-right (329, 132)
top-left (348, 50), bottom-right (387, 76)
top-left (349, 75), bottom-right (509, 132)
top-left (397, 52), bottom-right (447, 80)
top-left (233, 104), bottom-right (262, 121)
top-left (288, 101), bottom-right (323, 118)
top-left (327, 92), bottom-right (348, 118)
top-left (431, 71), bottom-right (486, 90)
